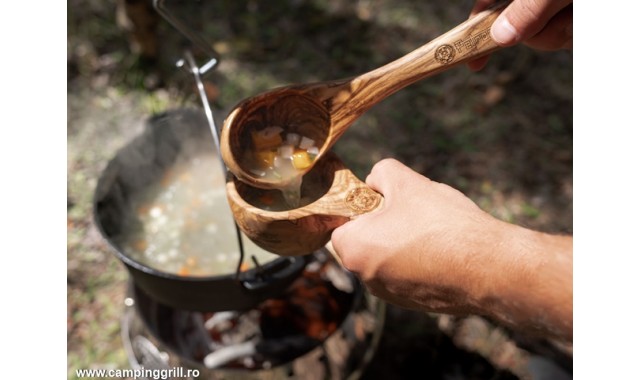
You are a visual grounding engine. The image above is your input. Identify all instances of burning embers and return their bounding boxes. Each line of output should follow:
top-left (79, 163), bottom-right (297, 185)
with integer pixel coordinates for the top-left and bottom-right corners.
top-left (128, 251), bottom-right (384, 378)
top-left (198, 256), bottom-right (355, 369)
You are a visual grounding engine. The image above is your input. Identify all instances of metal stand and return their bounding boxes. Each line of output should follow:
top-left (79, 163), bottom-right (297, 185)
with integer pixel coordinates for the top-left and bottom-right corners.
top-left (152, 0), bottom-right (249, 279)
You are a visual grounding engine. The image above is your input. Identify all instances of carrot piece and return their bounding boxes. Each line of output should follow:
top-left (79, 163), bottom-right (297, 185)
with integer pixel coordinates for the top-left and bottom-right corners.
top-left (132, 239), bottom-right (148, 251)
top-left (185, 256), bottom-right (197, 267)
top-left (136, 203), bottom-right (152, 215)
top-left (160, 168), bottom-right (176, 187)
top-left (251, 127), bottom-right (283, 150)
top-left (254, 149), bottom-right (277, 169)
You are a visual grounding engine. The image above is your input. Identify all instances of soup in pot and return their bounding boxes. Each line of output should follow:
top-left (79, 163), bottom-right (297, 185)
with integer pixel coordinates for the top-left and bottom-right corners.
top-left (116, 152), bottom-right (279, 277)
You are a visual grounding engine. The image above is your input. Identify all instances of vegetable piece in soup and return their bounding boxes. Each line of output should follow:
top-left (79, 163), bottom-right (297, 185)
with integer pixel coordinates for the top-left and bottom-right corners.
top-left (244, 125), bottom-right (320, 207)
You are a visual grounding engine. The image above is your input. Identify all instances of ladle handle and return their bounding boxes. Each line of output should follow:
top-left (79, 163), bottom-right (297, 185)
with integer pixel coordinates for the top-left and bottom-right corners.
top-left (341, 172), bottom-right (384, 220)
top-left (320, 169), bottom-right (383, 266)
top-left (329, 1), bottom-right (509, 141)
top-left (318, 165), bottom-right (384, 220)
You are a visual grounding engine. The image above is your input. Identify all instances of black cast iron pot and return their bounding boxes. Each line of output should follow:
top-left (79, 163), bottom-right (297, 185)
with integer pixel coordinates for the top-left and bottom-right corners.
top-left (93, 108), bottom-right (308, 312)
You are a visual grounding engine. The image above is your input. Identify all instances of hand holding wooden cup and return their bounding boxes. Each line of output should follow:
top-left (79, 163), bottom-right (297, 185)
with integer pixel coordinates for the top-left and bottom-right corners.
top-left (226, 152), bottom-right (383, 256)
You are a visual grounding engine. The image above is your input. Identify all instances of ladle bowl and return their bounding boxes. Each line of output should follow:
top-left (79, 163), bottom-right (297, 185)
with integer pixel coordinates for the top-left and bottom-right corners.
top-left (221, 1), bottom-right (508, 189)
top-left (226, 152), bottom-right (383, 256)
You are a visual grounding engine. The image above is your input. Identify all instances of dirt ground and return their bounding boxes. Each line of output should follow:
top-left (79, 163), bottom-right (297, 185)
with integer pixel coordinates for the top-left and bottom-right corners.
top-left (67, 0), bottom-right (572, 379)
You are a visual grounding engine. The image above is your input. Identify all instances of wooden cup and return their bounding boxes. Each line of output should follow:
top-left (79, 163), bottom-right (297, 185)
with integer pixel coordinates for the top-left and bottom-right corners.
top-left (226, 152), bottom-right (383, 256)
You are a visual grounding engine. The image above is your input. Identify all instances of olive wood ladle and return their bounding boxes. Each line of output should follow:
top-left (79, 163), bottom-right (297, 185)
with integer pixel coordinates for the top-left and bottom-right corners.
top-left (220, 1), bottom-right (508, 189)
top-left (226, 152), bottom-right (383, 256)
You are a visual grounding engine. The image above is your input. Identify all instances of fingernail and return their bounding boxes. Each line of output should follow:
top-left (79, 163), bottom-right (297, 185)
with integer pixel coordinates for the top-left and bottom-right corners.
top-left (491, 17), bottom-right (519, 46)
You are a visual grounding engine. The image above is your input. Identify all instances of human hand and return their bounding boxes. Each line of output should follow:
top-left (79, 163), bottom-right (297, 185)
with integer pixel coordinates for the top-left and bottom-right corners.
top-left (331, 158), bottom-right (508, 315)
top-left (331, 158), bottom-right (573, 341)
top-left (468, 0), bottom-right (573, 71)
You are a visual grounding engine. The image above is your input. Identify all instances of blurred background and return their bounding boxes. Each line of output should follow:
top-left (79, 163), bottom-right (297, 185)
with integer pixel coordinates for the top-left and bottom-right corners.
top-left (67, 0), bottom-right (572, 378)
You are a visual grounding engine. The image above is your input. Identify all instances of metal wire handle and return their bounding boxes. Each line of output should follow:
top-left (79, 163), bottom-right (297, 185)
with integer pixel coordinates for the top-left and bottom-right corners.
top-left (152, 0), bottom-right (248, 280)
top-left (153, 0), bottom-right (220, 75)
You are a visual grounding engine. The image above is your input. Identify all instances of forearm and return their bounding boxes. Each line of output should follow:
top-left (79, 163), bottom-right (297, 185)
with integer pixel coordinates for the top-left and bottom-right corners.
top-left (332, 159), bottom-right (573, 342)
top-left (474, 221), bottom-right (573, 341)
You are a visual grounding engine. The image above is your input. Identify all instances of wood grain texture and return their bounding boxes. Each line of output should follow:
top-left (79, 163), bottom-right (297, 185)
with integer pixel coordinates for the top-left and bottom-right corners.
top-left (328, 1), bottom-right (507, 142)
top-left (221, 1), bottom-right (508, 189)
top-left (221, 88), bottom-right (331, 189)
top-left (226, 152), bottom-right (383, 256)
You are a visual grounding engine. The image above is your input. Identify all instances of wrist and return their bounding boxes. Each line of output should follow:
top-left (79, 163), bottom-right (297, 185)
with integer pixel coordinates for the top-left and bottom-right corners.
top-left (474, 221), bottom-right (573, 340)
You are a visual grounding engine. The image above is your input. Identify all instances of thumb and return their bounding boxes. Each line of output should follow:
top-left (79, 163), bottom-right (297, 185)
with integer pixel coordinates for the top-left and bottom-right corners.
top-left (491, 0), bottom-right (571, 46)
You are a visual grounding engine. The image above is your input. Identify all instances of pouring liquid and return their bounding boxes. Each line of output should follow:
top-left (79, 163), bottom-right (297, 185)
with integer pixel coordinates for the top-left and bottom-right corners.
top-left (281, 176), bottom-right (303, 208)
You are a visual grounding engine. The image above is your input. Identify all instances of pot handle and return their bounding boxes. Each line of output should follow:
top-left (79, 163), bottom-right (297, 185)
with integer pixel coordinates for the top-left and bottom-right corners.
top-left (240, 256), bottom-right (308, 291)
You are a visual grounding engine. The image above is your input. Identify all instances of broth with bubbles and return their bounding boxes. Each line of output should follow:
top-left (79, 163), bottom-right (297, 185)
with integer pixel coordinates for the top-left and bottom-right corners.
top-left (116, 153), bottom-right (278, 277)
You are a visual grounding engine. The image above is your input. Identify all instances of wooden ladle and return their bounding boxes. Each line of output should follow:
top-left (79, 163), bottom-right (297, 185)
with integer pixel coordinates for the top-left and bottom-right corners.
top-left (220, 1), bottom-right (508, 189)
top-left (226, 152), bottom-right (383, 256)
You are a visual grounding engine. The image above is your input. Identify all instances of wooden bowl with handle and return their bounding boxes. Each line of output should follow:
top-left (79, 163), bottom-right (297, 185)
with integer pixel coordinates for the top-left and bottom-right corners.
top-left (226, 152), bottom-right (383, 256)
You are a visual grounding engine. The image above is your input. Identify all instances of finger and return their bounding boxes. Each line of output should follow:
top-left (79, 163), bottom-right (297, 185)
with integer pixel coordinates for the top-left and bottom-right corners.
top-left (331, 160), bottom-right (392, 247)
top-left (469, 0), bottom-right (497, 17)
top-left (364, 158), bottom-right (406, 195)
top-left (467, 55), bottom-right (491, 71)
top-left (330, 223), bottom-right (350, 260)
top-left (330, 215), bottom-right (372, 273)
top-left (523, 4), bottom-right (572, 51)
top-left (491, 0), bottom-right (572, 46)
top-left (467, 0), bottom-right (497, 71)
top-left (365, 158), bottom-right (434, 201)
